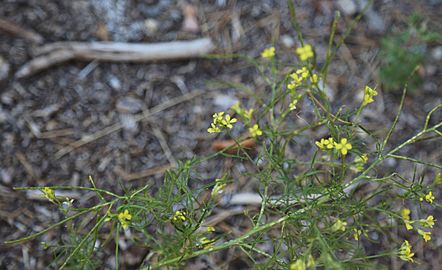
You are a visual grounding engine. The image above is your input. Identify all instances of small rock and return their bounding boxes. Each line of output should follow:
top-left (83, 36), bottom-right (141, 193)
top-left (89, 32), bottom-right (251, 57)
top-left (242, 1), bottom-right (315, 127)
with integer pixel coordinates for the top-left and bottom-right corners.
top-left (337, 0), bottom-right (357, 16)
top-left (144, 19), bottom-right (159, 35)
top-left (116, 96), bottom-right (144, 113)
top-left (281, 35), bottom-right (295, 48)
top-left (0, 55), bottom-right (10, 81)
top-left (365, 9), bottom-right (386, 33)
top-left (120, 114), bottom-right (138, 132)
top-left (213, 94), bottom-right (239, 110)
top-left (109, 76), bottom-right (122, 90)
top-left (0, 168), bottom-right (12, 184)
top-left (431, 46), bottom-right (442, 61)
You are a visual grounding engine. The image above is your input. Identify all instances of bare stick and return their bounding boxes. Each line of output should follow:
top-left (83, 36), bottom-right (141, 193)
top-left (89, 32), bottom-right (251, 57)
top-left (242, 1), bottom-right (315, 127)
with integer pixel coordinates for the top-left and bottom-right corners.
top-left (0, 18), bottom-right (44, 43)
top-left (16, 38), bottom-right (214, 78)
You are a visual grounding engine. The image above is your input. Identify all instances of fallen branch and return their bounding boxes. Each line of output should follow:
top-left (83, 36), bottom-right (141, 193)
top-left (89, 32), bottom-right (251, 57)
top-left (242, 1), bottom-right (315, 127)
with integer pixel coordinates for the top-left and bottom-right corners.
top-left (0, 18), bottom-right (44, 43)
top-left (16, 38), bottom-right (214, 78)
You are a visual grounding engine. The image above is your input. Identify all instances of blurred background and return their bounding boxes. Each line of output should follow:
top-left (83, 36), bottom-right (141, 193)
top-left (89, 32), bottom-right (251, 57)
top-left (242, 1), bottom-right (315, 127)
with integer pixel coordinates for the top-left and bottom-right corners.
top-left (0, 0), bottom-right (441, 269)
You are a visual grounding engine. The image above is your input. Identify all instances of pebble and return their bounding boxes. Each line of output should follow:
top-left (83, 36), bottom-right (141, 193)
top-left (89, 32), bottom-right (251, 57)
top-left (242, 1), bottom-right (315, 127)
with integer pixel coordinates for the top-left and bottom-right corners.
top-left (365, 9), bottom-right (386, 33)
top-left (120, 114), bottom-right (138, 132)
top-left (0, 168), bottom-right (12, 184)
top-left (144, 19), bottom-right (159, 35)
top-left (431, 46), bottom-right (442, 61)
top-left (337, 0), bottom-right (357, 16)
top-left (281, 34), bottom-right (295, 48)
top-left (116, 96), bottom-right (143, 113)
top-left (109, 76), bottom-right (122, 90)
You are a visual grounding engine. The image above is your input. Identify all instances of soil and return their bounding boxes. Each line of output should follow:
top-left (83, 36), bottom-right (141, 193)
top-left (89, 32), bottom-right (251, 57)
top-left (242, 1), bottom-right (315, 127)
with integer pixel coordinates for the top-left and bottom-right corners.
top-left (0, 0), bottom-right (441, 269)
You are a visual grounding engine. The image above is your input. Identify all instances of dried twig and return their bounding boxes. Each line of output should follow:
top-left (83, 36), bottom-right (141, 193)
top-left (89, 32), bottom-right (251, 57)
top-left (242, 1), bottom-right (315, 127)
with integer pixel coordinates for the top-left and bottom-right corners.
top-left (114, 164), bottom-right (171, 181)
top-left (0, 18), bottom-right (44, 43)
top-left (16, 38), bottom-right (214, 78)
top-left (54, 90), bottom-right (204, 159)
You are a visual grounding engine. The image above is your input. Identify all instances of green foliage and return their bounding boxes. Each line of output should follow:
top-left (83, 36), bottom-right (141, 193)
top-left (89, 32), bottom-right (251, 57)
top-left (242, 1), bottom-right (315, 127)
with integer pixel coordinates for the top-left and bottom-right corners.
top-left (379, 12), bottom-right (441, 91)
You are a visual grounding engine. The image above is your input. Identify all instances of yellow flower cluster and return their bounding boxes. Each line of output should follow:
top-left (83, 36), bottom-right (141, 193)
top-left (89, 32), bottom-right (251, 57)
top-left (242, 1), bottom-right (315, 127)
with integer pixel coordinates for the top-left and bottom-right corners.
top-left (352, 154), bottom-right (368, 172)
top-left (207, 112), bottom-right (237, 133)
top-left (420, 191), bottom-right (435, 203)
top-left (118, 209), bottom-right (132, 229)
top-left (353, 228), bottom-right (368, 240)
top-left (261, 47), bottom-right (275, 59)
top-left (398, 240), bottom-right (414, 262)
top-left (296, 44), bottom-right (314, 61)
top-left (315, 137), bottom-right (334, 150)
top-left (288, 67), bottom-right (319, 90)
top-left (172, 210), bottom-right (188, 223)
top-left (401, 208), bottom-right (435, 242)
top-left (231, 102), bottom-right (254, 121)
top-left (362, 85), bottom-right (378, 106)
top-left (290, 255), bottom-right (315, 270)
top-left (418, 229), bottom-right (431, 242)
top-left (421, 215), bottom-right (435, 228)
top-left (198, 236), bottom-right (215, 250)
top-left (315, 137), bottom-right (353, 156)
top-left (331, 219), bottom-right (347, 232)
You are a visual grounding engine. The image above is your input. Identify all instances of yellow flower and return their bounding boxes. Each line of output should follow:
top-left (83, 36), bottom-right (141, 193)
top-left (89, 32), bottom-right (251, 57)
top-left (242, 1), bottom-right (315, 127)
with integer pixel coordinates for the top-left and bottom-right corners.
top-left (315, 138), bottom-right (326, 149)
top-left (249, 124), bottom-right (262, 138)
top-left (424, 191), bottom-right (435, 203)
top-left (198, 237), bottom-right (215, 250)
top-left (41, 187), bottom-right (58, 204)
top-left (245, 108), bottom-right (254, 120)
top-left (289, 72), bottom-right (303, 88)
top-left (423, 215), bottom-right (435, 228)
top-left (401, 208), bottom-right (411, 220)
top-left (310, 73), bottom-right (318, 84)
top-left (398, 240), bottom-right (414, 262)
top-left (331, 219), bottom-right (347, 232)
top-left (334, 138), bottom-right (352, 155)
top-left (207, 226), bottom-right (215, 232)
top-left (404, 220), bottom-right (413, 230)
top-left (401, 208), bottom-right (414, 230)
top-left (289, 100), bottom-right (298, 111)
top-left (418, 229), bottom-right (431, 242)
top-left (360, 154), bottom-right (368, 163)
top-left (296, 44), bottom-right (314, 61)
top-left (118, 209), bottom-right (132, 229)
top-left (212, 112), bottom-right (224, 124)
top-left (207, 123), bottom-right (221, 133)
top-left (208, 112), bottom-right (237, 133)
top-left (296, 67), bottom-right (309, 79)
top-left (221, 114), bottom-right (237, 129)
top-left (261, 47), bottom-right (275, 59)
top-left (290, 259), bottom-right (306, 270)
top-left (315, 137), bottom-right (334, 150)
top-left (362, 86), bottom-right (378, 106)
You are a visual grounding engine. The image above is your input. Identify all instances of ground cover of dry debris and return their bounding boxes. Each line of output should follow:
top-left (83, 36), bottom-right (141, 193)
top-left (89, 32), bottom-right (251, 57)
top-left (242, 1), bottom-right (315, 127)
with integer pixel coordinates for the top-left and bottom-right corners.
top-left (0, 0), bottom-right (441, 269)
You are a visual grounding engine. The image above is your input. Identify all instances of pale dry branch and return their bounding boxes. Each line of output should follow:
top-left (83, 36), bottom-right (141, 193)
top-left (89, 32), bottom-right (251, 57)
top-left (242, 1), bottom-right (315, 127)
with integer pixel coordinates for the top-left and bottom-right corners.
top-left (16, 38), bottom-right (215, 78)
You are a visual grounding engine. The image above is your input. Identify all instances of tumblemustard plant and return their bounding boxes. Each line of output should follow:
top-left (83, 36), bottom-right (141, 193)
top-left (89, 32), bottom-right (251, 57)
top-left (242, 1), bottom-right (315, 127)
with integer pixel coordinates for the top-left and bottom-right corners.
top-left (6, 3), bottom-right (441, 269)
